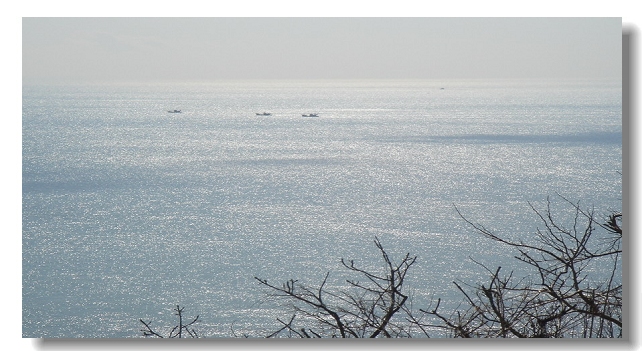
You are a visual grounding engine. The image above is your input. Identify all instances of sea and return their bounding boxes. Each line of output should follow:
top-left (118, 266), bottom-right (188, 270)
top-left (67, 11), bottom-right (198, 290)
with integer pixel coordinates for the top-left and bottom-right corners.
top-left (22, 79), bottom-right (622, 338)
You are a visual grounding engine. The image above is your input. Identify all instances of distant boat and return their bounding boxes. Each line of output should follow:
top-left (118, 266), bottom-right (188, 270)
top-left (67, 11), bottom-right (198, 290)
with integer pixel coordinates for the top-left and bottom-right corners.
top-left (302, 113), bottom-right (319, 117)
top-left (256, 112), bottom-right (272, 116)
top-left (167, 110), bottom-right (182, 113)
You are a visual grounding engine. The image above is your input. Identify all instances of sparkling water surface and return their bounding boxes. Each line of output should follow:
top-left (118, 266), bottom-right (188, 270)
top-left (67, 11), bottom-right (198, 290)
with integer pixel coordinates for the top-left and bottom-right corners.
top-left (23, 80), bottom-right (622, 338)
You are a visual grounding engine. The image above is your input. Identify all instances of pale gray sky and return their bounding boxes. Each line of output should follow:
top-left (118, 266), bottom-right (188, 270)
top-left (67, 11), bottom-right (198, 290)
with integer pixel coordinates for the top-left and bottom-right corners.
top-left (22, 17), bottom-right (621, 83)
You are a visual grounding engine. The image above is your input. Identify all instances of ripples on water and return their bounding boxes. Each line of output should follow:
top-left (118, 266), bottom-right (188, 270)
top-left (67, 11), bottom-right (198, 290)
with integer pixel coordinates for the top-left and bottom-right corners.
top-left (22, 80), bottom-right (622, 337)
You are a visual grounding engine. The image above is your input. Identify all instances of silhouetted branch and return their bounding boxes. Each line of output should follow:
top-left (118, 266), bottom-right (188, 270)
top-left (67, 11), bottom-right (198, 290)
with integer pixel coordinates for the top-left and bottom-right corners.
top-left (139, 305), bottom-right (200, 338)
top-left (256, 237), bottom-right (417, 338)
top-left (441, 196), bottom-right (622, 337)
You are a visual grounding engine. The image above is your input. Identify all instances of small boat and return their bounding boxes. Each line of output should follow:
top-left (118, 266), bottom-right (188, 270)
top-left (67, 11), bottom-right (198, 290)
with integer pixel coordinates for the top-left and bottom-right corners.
top-left (302, 113), bottom-right (319, 117)
top-left (256, 112), bottom-right (272, 116)
top-left (167, 110), bottom-right (182, 113)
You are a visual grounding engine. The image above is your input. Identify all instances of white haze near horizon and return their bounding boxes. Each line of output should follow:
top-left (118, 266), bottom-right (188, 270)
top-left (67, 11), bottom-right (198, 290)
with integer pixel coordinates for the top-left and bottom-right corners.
top-left (22, 17), bottom-right (621, 84)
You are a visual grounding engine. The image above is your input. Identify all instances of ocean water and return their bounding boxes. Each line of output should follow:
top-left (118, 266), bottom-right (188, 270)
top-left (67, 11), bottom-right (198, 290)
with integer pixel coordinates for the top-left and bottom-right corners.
top-left (22, 80), bottom-right (622, 338)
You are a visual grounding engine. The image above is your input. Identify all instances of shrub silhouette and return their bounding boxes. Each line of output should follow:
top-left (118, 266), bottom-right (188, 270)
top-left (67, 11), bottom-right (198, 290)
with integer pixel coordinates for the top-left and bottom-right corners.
top-left (141, 195), bottom-right (622, 338)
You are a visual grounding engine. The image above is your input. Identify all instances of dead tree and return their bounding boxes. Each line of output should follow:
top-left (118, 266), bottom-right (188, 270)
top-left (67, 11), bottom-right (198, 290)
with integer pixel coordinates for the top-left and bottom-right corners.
top-left (139, 305), bottom-right (200, 338)
top-left (424, 195), bottom-right (622, 338)
top-left (255, 237), bottom-right (421, 338)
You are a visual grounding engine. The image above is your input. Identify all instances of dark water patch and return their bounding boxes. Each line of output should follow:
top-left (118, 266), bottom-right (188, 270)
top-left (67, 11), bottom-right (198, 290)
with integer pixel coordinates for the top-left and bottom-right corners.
top-left (377, 131), bottom-right (622, 145)
top-left (225, 157), bottom-right (340, 168)
top-left (22, 157), bottom-right (339, 195)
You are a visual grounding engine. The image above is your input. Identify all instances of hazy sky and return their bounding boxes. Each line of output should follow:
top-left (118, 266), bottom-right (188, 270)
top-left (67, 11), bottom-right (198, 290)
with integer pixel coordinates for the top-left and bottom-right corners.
top-left (22, 17), bottom-right (621, 83)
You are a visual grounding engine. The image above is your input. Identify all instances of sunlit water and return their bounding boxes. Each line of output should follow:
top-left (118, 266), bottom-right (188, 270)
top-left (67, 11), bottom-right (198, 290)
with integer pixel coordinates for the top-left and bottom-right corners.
top-left (22, 80), bottom-right (622, 338)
